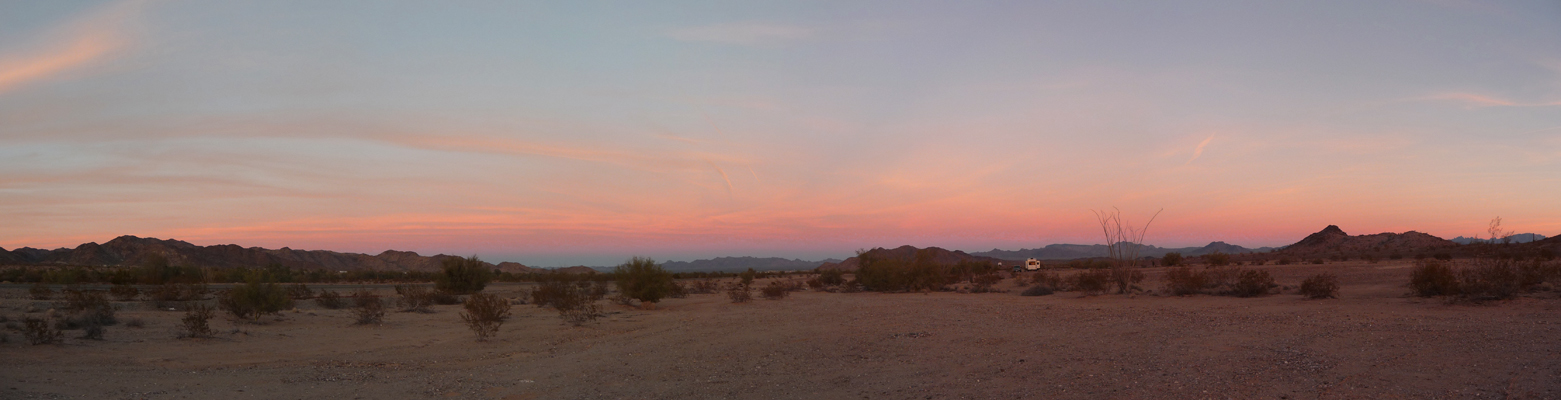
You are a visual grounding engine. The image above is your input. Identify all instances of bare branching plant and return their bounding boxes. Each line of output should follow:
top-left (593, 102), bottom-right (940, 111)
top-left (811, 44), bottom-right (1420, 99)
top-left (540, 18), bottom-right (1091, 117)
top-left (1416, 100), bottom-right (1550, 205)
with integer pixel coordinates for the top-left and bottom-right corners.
top-left (1092, 207), bottom-right (1162, 269)
top-left (460, 292), bottom-right (512, 340)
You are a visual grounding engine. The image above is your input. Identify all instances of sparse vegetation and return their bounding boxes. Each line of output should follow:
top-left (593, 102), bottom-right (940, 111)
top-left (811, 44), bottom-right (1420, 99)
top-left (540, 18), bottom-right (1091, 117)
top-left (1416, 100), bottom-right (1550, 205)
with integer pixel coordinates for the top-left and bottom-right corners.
top-left (287, 284), bottom-right (315, 299)
top-left (435, 255), bottom-right (493, 295)
top-left (1232, 269), bottom-right (1276, 297)
top-left (1070, 268), bottom-right (1111, 295)
top-left (1410, 260), bottom-right (1460, 297)
top-left (61, 289), bottom-right (116, 336)
top-left (817, 268), bottom-right (846, 286)
top-left (109, 284), bottom-right (140, 301)
top-left (29, 283), bottom-right (53, 300)
top-left (351, 289), bottom-right (385, 325)
top-left (1162, 252), bottom-right (1183, 267)
top-left (315, 290), bottom-right (345, 309)
top-left (460, 292), bottom-right (512, 340)
top-left (761, 281), bottom-right (790, 300)
top-left (23, 316), bottom-right (62, 345)
top-left (394, 284), bottom-right (435, 312)
top-left (179, 304), bottom-right (215, 338)
top-left (218, 275), bottom-right (295, 320)
top-left (1299, 274), bottom-right (1339, 299)
top-left (1163, 266), bottom-right (1206, 296)
top-left (727, 281), bottom-right (754, 303)
top-left (1107, 267), bottom-right (1145, 294)
top-left (532, 273), bottom-right (604, 326)
top-left (1205, 252), bottom-right (1231, 266)
top-left (613, 257), bottom-right (676, 309)
top-left (1020, 285), bottom-right (1054, 296)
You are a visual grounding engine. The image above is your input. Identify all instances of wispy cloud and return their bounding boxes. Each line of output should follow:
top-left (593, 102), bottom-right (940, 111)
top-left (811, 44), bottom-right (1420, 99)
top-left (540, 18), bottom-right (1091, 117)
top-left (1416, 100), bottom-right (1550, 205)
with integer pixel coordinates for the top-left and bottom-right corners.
top-left (0, 1), bottom-right (142, 94)
top-left (1186, 135), bottom-right (1215, 165)
top-left (1420, 92), bottom-right (1561, 108)
top-left (667, 22), bottom-right (814, 45)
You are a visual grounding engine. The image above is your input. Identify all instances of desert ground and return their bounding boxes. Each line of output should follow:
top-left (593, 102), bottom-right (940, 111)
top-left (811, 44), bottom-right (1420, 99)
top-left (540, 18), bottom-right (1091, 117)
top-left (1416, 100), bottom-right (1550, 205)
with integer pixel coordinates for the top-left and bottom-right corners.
top-left (3, 261), bottom-right (1560, 399)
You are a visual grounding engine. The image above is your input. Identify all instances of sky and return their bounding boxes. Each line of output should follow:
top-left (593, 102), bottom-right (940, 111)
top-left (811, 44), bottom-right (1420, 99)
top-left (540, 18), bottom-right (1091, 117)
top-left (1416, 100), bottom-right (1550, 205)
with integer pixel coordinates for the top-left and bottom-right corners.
top-left (1, 0), bottom-right (1559, 267)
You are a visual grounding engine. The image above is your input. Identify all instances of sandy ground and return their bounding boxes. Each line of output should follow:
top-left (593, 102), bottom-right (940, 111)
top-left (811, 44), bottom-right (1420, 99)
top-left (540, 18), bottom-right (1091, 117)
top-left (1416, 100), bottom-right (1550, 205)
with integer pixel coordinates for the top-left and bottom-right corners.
top-left (3, 261), bottom-right (1560, 399)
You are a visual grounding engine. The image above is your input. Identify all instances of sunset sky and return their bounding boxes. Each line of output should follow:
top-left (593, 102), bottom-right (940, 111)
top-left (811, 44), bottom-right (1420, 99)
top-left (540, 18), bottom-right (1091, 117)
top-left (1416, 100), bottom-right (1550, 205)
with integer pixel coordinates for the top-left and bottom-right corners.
top-left (2, 1), bottom-right (1559, 266)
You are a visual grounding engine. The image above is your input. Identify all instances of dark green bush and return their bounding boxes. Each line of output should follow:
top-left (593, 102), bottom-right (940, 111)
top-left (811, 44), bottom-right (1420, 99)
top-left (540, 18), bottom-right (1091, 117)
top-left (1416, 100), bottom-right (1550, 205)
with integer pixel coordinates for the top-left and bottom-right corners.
top-left (460, 292), bottom-right (512, 340)
top-left (613, 257), bottom-right (675, 309)
top-left (435, 256), bottom-right (493, 295)
top-left (219, 276), bottom-right (294, 320)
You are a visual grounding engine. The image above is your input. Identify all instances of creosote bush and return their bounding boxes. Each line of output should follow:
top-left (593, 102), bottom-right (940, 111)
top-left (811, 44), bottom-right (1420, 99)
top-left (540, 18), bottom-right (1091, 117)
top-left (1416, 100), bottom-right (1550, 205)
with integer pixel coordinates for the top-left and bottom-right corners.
top-left (287, 284), bottom-right (315, 300)
top-left (817, 268), bottom-right (846, 286)
top-left (179, 304), bottom-right (215, 339)
top-left (761, 281), bottom-right (790, 300)
top-left (1410, 260), bottom-right (1460, 297)
top-left (351, 289), bottom-right (385, 325)
top-left (1232, 269), bottom-right (1276, 297)
top-left (219, 276), bottom-right (294, 320)
top-left (1020, 285), bottom-right (1054, 296)
top-left (1205, 252), bottom-right (1231, 267)
top-left (614, 257), bottom-right (675, 309)
top-left (23, 316), bottom-right (62, 345)
top-left (1070, 268), bottom-right (1111, 295)
top-left (461, 292), bottom-right (513, 340)
top-left (1163, 267), bottom-right (1206, 296)
top-left (1299, 274), bottom-right (1339, 299)
top-left (727, 281), bottom-right (753, 303)
top-left (315, 290), bottom-right (345, 309)
top-left (1161, 252), bottom-right (1183, 267)
top-left (394, 284), bottom-right (435, 312)
top-left (61, 289), bottom-right (116, 335)
top-left (532, 273), bottom-right (604, 326)
top-left (436, 255), bottom-right (493, 295)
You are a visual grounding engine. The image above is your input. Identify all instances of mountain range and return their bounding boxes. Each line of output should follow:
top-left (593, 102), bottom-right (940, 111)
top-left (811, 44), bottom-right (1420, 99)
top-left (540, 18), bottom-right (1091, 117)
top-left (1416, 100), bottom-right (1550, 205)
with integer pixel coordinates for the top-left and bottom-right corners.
top-left (970, 241), bottom-right (1274, 260)
top-left (0, 235), bottom-right (540, 273)
top-left (659, 256), bottom-right (841, 273)
top-left (1449, 233), bottom-right (1548, 245)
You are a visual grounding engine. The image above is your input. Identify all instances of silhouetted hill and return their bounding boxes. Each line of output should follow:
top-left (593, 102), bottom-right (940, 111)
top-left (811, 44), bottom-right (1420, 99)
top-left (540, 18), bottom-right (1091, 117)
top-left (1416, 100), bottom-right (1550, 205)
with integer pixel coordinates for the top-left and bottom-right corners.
top-left (660, 256), bottom-right (832, 273)
top-left (1277, 225), bottom-right (1455, 256)
top-left (818, 246), bottom-right (1003, 271)
top-left (971, 241), bottom-right (1273, 260)
top-left (1450, 233), bottom-right (1548, 244)
top-left (0, 235), bottom-right (539, 273)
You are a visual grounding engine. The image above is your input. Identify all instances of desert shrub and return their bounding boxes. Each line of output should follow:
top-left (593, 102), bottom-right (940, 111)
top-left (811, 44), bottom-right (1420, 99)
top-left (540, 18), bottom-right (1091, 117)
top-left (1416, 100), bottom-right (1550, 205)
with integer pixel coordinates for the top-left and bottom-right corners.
top-left (806, 278), bottom-right (824, 289)
top-left (394, 284), bottom-right (435, 312)
top-left (1030, 270), bottom-right (1063, 290)
top-left (62, 289), bottom-right (116, 328)
top-left (1020, 285), bottom-right (1054, 296)
top-left (1205, 252), bottom-right (1231, 267)
top-left (1250, 259), bottom-right (1266, 266)
top-left (219, 277), bottom-right (294, 320)
top-left (435, 255), bottom-right (493, 295)
top-left (23, 317), bottom-right (62, 345)
top-left (1070, 268), bottom-right (1111, 295)
top-left (315, 290), bottom-right (345, 309)
top-left (689, 279), bottom-right (722, 294)
top-left (1107, 267), bottom-right (1145, 294)
top-left (109, 284), bottom-right (140, 301)
top-left (1276, 258), bottom-right (1293, 265)
top-left (1433, 253), bottom-right (1453, 261)
top-left (1410, 260), bottom-right (1459, 297)
top-left (149, 283), bottom-right (207, 308)
top-left (1163, 267), bottom-right (1206, 296)
top-left (460, 292), bottom-right (513, 340)
top-left (125, 317), bottom-right (145, 328)
top-left (1459, 258), bottom-right (1520, 300)
top-left (81, 322), bottom-right (105, 340)
top-left (971, 272), bottom-right (1004, 293)
top-left (1389, 252), bottom-right (1404, 260)
top-left (614, 257), bottom-right (675, 309)
top-left (1309, 258), bottom-right (1325, 265)
top-left (761, 281), bottom-right (790, 300)
top-left (727, 282), bottom-right (753, 303)
top-left (817, 268), bottom-right (846, 286)
top-left (431, 291), bottom-right (462, 305)
top-left (1232, 269), bottom-right (1276, 297)
top-left (351, 289), bottom-right (385, 325)
top-left (29, 283), bottom-right (53, 300)
top-left (739, 268), bottom-right (757, 286)
top-left (286, 284), bottom-right (314, 300)
top-left (532, 274), bottom-right (603, 326)
top-left (1518, 260), bottom-right (1558, 289)
top-left (179, 304), bottom-right (215, 338)
top-left (1162, 252), bottom-right (1183, 267)
top-left (1364, 254), bottom-right (1380, 264)
top-left (855, 250), bottom-right (950, 292)
top-left (1299, 274), bottom-right (1339, 299)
